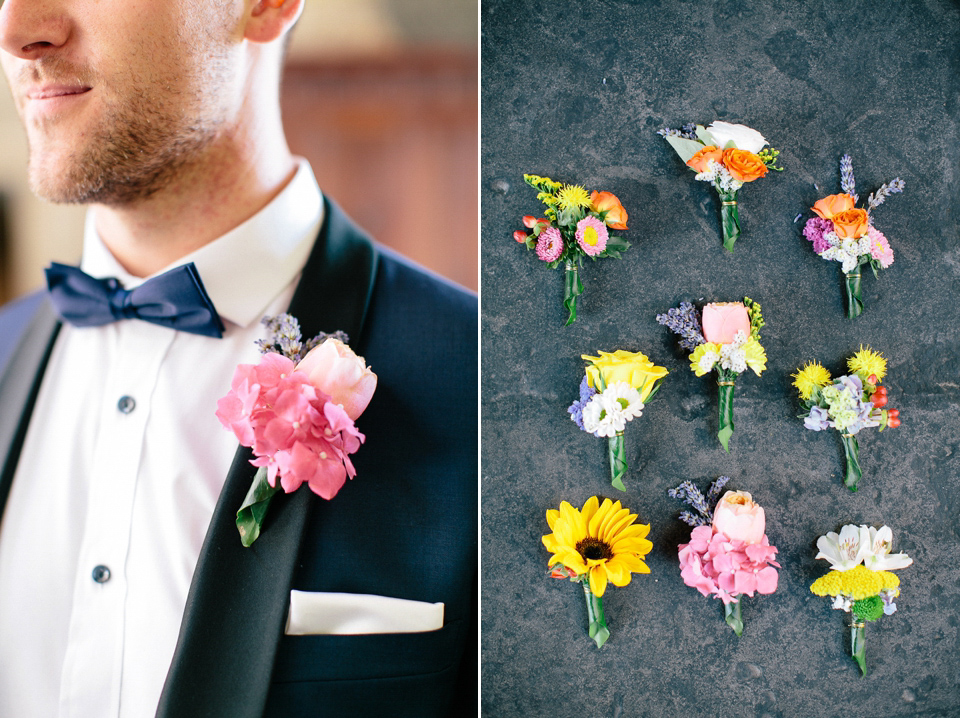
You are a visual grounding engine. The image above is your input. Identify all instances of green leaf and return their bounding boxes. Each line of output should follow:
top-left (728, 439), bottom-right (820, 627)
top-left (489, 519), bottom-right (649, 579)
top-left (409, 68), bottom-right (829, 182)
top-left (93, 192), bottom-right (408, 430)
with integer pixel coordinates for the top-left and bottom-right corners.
top-left (695, 125), bottom-right (717, 147)
top-left (664, 135), bottom-right (706, 163)
top-left (236, 465), bottom-right (282, 547)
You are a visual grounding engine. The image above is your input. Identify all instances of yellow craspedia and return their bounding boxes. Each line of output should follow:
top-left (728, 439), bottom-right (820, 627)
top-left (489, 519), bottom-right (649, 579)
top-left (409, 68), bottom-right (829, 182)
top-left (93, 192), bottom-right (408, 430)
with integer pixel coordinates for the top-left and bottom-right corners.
top-left (792, 361), bottom-right (832, 400)
top-left (848, 346), bottom-right (887, 382)
top-left (810, 565), bottom-right (886, 601)
top-left (556, 184), bottom-right (592, 211)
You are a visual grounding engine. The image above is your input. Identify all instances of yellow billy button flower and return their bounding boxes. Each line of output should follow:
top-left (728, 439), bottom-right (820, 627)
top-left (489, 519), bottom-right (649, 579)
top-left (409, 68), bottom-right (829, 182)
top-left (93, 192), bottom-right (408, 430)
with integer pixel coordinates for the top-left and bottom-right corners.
top-left (792, 361), bottom-right (832, 400)
top-left (847, 346), bottom-right (887, 383)
top-left (542, 496), bottom-right (653, 597)
top-left (582, 349), bottom-right (668, 402)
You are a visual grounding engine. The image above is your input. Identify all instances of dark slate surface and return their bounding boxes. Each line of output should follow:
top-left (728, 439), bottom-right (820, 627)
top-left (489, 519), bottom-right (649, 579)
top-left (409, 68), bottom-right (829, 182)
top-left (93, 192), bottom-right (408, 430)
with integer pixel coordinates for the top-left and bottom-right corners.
top-left (480, 1), bottom-right (960, 716)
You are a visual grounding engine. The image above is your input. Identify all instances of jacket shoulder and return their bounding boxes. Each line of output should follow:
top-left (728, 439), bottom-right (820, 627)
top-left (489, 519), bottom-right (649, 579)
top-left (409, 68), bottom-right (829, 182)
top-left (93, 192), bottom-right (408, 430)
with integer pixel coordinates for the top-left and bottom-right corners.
top-left (0, 292), bottom-right (47, 376)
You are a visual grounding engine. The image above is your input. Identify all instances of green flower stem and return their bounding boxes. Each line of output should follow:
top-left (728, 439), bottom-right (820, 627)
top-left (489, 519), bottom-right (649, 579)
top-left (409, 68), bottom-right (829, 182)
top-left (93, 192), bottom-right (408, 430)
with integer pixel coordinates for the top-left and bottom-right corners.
top-left (235, 465), bottom-right (282, 547)
top-left (844, 270), bottom-right (864, 319)
top-left (583, 583), bottom-right (610, 649)
top-left (718, 189), bottom-right (741, 252)
top-left (850, 621), bottom-right (867, 676)
top-left (608, 432), bottom-right (627, 492)
top-left (724, 597), bottom-right (744, 636)
top-left (563, 259), bottom-right (584, 326)
top-left (717, 373), bottom-right (736, 452)
top-left (840, 433), bottom-right (862, 492)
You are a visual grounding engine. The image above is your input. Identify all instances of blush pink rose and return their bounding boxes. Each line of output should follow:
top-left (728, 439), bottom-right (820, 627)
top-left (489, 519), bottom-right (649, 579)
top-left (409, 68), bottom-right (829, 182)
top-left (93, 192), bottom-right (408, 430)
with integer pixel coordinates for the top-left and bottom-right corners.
top-left (295, 339), bottom-right (378, 421)
top-left (701, 302), bottom-right (750, 345)
top-left (712, 490), bottom-right (765, 545)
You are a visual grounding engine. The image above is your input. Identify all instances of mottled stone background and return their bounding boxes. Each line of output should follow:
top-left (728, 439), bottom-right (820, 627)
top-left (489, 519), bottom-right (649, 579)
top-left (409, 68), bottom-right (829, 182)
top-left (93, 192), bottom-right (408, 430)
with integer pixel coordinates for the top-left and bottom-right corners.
top-left (480, 1), bottom-right (960, 716)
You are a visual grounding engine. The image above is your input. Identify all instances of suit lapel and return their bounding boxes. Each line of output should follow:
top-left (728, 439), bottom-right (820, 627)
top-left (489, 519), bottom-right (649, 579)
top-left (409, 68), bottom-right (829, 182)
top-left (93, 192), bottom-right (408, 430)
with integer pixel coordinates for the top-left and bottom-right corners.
top-left (156, 199), bottom-right (379, 718)
top-left (0, 298), bottom-right (60, 517)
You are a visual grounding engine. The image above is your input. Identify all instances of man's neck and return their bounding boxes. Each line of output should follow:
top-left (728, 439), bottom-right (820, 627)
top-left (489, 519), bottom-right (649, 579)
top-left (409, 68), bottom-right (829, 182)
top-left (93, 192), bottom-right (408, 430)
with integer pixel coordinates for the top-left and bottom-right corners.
top-left (92, 131), bottom-right (297, 279)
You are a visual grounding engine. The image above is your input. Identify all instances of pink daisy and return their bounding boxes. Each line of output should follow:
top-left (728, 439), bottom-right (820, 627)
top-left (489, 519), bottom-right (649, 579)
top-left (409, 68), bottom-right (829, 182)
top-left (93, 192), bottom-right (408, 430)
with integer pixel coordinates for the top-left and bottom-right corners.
top-left (575, 216), bottom-right (608, 256)
top-left (535, 226), bottom-right (564, 262)
top-left (867, 226), bottom-right (894, 268)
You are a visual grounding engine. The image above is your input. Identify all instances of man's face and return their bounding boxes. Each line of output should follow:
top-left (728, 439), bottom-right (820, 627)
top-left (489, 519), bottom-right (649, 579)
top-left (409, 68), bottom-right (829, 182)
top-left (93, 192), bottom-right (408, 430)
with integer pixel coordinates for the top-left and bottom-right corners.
top-left (0, 0), bottom-right (243, 205)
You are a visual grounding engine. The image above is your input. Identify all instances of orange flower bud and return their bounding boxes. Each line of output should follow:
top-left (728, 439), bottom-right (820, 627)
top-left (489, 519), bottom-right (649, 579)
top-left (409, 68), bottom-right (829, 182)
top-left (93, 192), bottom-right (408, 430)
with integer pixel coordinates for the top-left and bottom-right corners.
top-left (831, 208), bottom-right (869, 239)
top-left (721, 148), bottom-right (768, 182)
top-left (589, 191), bottom-right (628, 230)
top-left (686, 145), bottom-right (724, 174)
top-left (811, 193), bottom-right (855, 220)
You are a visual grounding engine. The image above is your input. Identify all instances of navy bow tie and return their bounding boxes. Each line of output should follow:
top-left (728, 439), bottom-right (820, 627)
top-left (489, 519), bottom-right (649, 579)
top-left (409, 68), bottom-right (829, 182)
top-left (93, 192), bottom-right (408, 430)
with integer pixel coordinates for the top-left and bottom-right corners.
top-left (45, 262), bottom-right (225, 338)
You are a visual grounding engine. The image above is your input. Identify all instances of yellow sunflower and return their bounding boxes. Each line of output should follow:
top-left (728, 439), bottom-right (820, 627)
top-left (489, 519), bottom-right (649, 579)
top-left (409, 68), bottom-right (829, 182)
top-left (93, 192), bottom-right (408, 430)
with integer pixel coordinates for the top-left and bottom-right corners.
top-left (792, 361), bottom-right (832, 400)
top-left (542, 496), bottom-right (652, 597)
top-left (556, 184), bottom-right (592, 211)
top-left (848, 346), bottom-right (887, 382)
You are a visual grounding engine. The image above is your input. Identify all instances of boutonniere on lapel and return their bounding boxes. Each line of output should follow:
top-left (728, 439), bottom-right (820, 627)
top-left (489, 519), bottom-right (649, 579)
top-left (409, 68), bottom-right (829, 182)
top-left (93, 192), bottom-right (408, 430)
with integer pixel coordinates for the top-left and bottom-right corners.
top-left (512, 174), bottom-right (631, 325)
top-left (802, 154), bottom-right (904, 318)
top-left (792, 347), bottom-right (899, 492)
top-left (216, 314), bottom-right (377, 546)
top-left (567, 350), bottom-right (668, 491)
top-left (659, 121), bottom-right (783, 252)
top-left (657, 298), bottom-right (767, 451)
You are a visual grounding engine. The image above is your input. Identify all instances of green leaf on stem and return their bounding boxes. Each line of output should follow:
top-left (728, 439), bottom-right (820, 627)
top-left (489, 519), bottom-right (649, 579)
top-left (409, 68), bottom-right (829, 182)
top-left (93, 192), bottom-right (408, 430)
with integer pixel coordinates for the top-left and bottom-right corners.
top-left (236, 465), bottom-right (282, 547)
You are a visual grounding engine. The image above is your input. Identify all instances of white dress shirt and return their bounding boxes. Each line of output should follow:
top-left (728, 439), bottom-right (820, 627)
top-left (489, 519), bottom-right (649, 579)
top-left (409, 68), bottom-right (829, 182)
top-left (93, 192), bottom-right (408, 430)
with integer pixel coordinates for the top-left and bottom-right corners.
top-left (0, 159), bottom-right (324, 718)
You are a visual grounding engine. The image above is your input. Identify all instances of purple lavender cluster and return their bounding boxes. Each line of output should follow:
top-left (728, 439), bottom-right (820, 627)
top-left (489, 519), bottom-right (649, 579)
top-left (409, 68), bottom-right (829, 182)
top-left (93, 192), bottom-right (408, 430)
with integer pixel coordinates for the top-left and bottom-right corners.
top-left (839, 153), bottom-right (857, 199)
top-left (256, 313), bottom-right (348, 363)
top-left (669, 476), bottom-right (730, 527)
top-left (656, 302), bottom-right (705, 352)
top-left (656, 122), bottom-right (698, 140)
top-left (867, 178), bottom-right (906, 212)
top-left (567, 376), bottom-right (596, 432)
top-left (803, 217), bottom-right (834, 254)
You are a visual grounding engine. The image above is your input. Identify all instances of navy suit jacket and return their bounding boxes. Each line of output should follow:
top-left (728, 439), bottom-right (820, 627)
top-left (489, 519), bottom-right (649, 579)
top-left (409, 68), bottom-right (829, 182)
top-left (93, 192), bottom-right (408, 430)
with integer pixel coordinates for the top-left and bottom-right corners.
top-left (0, 200), bottom-right (477, 717)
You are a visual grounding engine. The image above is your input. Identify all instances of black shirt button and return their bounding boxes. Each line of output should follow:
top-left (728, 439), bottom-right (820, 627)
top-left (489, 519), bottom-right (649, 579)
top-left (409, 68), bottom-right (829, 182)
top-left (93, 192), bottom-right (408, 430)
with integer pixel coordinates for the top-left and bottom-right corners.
top-left (117, 396), bottom-right (136, 414)
top-left (92, 565), bottom-right (111, 583)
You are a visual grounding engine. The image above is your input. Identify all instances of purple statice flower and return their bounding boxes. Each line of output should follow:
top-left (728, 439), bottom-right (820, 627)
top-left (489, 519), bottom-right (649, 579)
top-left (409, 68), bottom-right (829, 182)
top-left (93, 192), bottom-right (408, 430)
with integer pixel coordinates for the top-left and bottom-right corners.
top-left (839, 154), bottom-right (857, 200)
top-left (804, 405), bottom-right (830, 431)
top-left (803, 217), bottom-right (834, 255)
top-left (867, 178), bottom-right (905, 212)
top-left (656, 302), bottom-right (706, 352)
top-left (568, 376), bottom-right (596, 432)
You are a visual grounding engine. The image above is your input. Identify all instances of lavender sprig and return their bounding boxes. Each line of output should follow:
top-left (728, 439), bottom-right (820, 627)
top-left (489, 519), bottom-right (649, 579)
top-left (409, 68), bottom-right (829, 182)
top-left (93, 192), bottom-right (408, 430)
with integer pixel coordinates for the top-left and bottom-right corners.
top-left (657, 122), bottom-right (698, 141)
top-left (867, 178), bottom-right (905, 212)
top-left (839, 154), bottom-right (858, 201)
top-left (656, 302), bottom-right (706, 352)
top-left (257, 313), bottom-right (348, 362)
top-left (670, 476), bottom-right (731, 526)
top-left (705, 475), bottom-right (731, 505)
top-left (677, 510), bottom-right (707, 528)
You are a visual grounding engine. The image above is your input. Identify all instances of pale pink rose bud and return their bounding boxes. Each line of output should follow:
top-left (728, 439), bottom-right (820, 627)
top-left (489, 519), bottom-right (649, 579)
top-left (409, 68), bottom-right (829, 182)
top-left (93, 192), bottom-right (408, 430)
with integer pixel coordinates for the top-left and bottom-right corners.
top-left (701, 302), bottom-right (750, 345)
top-left (712, 490), bottom-right (765, 545)
top-left (295, 339), bottom-right (377, 420)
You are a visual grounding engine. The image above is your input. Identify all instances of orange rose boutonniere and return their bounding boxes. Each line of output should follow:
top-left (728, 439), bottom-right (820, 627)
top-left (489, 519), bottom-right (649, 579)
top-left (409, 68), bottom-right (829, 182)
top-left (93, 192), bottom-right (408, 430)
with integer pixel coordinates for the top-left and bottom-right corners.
top-left (802, 155), bottom-right (904, 318)
top-left (660, 121), bottom-right (783, 252)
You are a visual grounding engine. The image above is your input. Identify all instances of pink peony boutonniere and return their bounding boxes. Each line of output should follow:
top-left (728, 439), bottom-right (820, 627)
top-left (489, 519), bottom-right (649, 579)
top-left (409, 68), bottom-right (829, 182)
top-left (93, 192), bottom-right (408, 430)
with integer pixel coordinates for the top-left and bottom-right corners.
top-left (670, 478), bottom-right (780, 636)
top-left (216, 314), bottom-right (377, 546)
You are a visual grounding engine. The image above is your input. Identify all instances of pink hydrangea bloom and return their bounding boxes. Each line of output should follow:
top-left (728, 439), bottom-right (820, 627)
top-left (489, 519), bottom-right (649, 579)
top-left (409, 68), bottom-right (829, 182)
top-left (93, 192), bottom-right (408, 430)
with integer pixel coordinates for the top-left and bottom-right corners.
top-left (535, 226), bottom-right (564, 262)
top-left (216, 350), bottom-right (367, 501)
top-left (803, 217), bottom-right (834, 255)
top-left (575, 215), bottom-right (608, 256)
top-left (867, 226), bottom-right (894, 268)
top-left (678, 525), bottom-right (780, 605)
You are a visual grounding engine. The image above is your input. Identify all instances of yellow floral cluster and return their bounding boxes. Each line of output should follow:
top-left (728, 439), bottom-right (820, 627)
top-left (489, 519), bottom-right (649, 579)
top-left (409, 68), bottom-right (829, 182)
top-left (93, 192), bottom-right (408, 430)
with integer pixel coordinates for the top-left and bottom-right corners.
top-left (810, 564), bottom-right (900, 601)
top-left (848, 345), bottom-right (887, 382)
top-left (582, 349), bottom-right (668, 402)
top-left (792, 361), bottom-right (832, 400)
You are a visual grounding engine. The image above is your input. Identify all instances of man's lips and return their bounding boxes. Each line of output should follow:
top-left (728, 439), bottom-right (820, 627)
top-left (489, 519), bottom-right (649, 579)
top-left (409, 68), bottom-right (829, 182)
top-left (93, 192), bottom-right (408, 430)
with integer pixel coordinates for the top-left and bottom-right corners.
top-left (26, 84), bottom-right (92, 100)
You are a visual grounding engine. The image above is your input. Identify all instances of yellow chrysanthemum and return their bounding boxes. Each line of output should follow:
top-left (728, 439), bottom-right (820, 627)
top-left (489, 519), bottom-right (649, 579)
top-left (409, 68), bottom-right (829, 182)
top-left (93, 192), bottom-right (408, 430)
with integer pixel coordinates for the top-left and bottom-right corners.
top-left (792, 361), bottom-right (832, 400)
top-left (848, 346), bottom-right (887, 382)
top-left (810, 565), bottom-right (895, 601)
top-left (556, 184), bottom-right (592, 211)
top-left (744, 337), bottom-right (767, 376)
top-left (688, 342), bottom-right (721, 377)
top-left (542, 496), bottom-right (653, 597)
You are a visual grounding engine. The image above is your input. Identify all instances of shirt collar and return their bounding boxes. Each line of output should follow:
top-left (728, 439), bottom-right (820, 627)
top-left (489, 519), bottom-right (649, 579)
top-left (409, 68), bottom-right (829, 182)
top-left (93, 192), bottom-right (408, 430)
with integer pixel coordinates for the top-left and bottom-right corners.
top-left (80, 158), bottom-right (324, 329)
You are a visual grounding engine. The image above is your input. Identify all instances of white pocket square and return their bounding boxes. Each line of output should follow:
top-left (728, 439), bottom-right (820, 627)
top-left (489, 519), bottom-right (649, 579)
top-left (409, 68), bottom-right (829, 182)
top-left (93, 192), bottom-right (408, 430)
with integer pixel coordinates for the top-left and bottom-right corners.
top-left (284, 591), bottom-right (445, 636)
